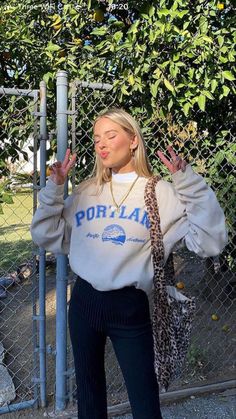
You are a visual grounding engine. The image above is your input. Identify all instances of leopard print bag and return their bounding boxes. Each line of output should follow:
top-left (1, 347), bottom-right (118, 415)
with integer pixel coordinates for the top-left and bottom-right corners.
top-left (144, 175), bottom-right (196, 392)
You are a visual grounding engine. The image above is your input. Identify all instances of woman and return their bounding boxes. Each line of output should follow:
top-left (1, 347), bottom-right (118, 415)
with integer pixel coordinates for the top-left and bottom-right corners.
top-left (31, 108), bottom-right (227, 419)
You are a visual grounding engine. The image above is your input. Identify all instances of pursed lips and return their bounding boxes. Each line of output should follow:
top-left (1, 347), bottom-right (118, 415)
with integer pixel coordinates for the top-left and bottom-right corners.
top-left (100, 152), bottom-right (109, 159)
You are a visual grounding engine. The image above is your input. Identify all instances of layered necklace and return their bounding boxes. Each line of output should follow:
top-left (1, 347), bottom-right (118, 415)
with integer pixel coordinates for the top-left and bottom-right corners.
top-left (110, 174), bottom-right (139, 213)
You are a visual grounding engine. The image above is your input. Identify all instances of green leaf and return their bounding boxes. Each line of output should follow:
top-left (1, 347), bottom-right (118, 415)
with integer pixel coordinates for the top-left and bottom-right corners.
top-left (3, 7), bottom-right (17, 14)
top-left (228, 51), bottom-right (235, 62)
top-left (127, 20), bottom-right (140, 35)
top-left (211, 79), bottom-right (218, 92)
top-left (201, 35), bottom-right (213, 43)
top-left (198, 95), bottom-right (206, 111)
top-left (83, 45), bottom-right (94, 52)
top-left (149, 5), bottom-right (155, 17)
top-left (113, 31), bottom-right (123, 43)
top-left (168, 98), bottom-right (173, 110)
top-left (140, 13), bottom-right (149, 19)
top-left (218, 36), bottom-right (224, 48)
top-left (202, 90), bottom-right (214, 100)
top-left (222, 71), bottom-right (235, 81)
top-left (170, 64), bottom-right (178, 78)
top-left (111, 21), bottom-right (125, 28)
top-left (50, 16), bottom-right (62, 26)
top-left (121, 84), bottom-right (129, 95)
top-left (67, 60), bottom-right (78, 69)
top-left (153, 68), bottom-right (162, 79)
top-left (219, 56), bottom-right (228, 64)
top-left (183, 102), bottom-right (191, 116)
top-left (2, 194), bottom-right (13, 204)
top-left (204, 77), bottom-right (210, 88)
top-left (175, 62), bottom-right (185, 67)
top-left (69, 7), bottom-right (78, 16)
top-left (91, 27), bottom-right (108, 36)
top-left (159, 60), bottom-right (170, 69)
top-left (220, 46), bottom-right (228, 54)
top-left (128, 74), bottom-right (135, 86)
top-left (177, 10), bottom-right (189, 19)
top-left (96, 40), bottom-right (108, 50)
top-left (173, 52), bottom-right (180, 61)
top-left (188, 68), bottom-right (195, 80)
top-left (164, 78), bottom-right (175, 93)
top-left (55, 57), bottom-right (66, 65)
top-left (46, 42), bottom-right (61, 52)
top-left (199, 16), bottom-right (208, 34)
top-left (222, 85), bottom-right (230, 96)
top-left (43, 72), bottom-right (53, 84)
top-left (158, 9), bottom-right (170, 16)
top-left (22, 38), bottom-right (33, 44)
top-left (116, 42), bottom-right (133, 52)
top-left (149, 29), bottom-right (157, 43)
top-left (183, 22), bottom-right (190, 30)
top-left (150, 81), bottom-right (159, 98)
top-left (45, 51), bottom-right (53, 60)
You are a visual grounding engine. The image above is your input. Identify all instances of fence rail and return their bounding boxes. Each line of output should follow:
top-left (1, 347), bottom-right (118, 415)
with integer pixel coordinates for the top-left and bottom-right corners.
top-left (0, 88), bottom-right (37, 98)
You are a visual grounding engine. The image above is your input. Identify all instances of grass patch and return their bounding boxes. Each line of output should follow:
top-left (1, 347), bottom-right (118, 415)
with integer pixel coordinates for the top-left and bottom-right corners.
top-left (0, 193), bottom-right (34, 274)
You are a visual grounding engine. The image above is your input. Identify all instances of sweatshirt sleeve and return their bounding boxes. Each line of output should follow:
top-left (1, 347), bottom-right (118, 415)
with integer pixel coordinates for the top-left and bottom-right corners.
top-left (30, 178), bottom-right (77, 254)
top-left (156, 165), bottom-right (228, 260)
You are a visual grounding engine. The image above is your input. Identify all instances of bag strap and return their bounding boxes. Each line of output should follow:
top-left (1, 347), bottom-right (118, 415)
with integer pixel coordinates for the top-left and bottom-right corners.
top-left (144, 175), bottom-right (176, 287)
top-left (144, 176), bottom-right (164, 265)
top-left (144, 175), bottom-right (165, 269)
top-left (144, 175), bottom-right (170, 322)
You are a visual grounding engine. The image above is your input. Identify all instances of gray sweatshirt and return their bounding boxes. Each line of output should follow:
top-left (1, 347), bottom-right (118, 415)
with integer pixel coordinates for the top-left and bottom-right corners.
top-left (30, 165), bottom-right (227, 296)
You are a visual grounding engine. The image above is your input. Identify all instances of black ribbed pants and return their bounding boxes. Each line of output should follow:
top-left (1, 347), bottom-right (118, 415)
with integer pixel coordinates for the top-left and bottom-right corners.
top-left (68, 276), bottom-right (162, 419)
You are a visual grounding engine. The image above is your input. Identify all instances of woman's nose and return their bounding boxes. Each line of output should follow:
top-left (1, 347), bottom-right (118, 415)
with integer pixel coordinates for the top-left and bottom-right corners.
top-left (98, 138), bottom-right (107, 149)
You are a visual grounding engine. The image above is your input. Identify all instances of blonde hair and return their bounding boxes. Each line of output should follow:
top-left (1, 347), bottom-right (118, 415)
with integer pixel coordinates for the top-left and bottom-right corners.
top-left (92, 107), bottom-right (153, 186)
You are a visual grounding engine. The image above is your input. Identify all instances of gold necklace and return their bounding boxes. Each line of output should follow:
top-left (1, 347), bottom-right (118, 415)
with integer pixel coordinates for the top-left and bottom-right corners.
top-left (110, 175), bottom-right (139, 213)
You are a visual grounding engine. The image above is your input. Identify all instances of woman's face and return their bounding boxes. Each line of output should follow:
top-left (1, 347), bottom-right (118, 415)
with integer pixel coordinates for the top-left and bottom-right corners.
top-left (93, 117), bottom-right (138, 174)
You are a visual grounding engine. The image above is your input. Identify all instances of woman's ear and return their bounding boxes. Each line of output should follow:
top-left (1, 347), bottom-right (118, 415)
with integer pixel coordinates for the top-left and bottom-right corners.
top-left (130, 135), bottom-right (139, 150)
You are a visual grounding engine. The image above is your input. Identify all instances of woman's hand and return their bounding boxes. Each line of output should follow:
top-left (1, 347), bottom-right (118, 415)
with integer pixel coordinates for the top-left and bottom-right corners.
top-left (49, 149), bottom-right (77, 185)
top-left (157, 145), bottom-right (187, 174)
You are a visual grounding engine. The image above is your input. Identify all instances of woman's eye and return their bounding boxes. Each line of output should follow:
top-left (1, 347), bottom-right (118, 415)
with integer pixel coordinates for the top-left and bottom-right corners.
top-left (108, 136), bottom-right (116, 140)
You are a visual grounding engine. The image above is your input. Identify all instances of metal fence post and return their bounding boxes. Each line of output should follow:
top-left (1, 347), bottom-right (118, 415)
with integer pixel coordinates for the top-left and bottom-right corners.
top-left (32, 90), bottom-right (40, 409)
top-left (55, 70), bottom-right (69, 411)
top-left (38, 80), bottom-right (47, 407)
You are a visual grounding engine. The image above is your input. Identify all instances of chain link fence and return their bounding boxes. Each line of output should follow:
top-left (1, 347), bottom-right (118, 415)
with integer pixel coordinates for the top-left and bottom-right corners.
top-left (0, 87), bottom-right (41, 413)
top-left (0, 74), bottom-right (235, 416)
